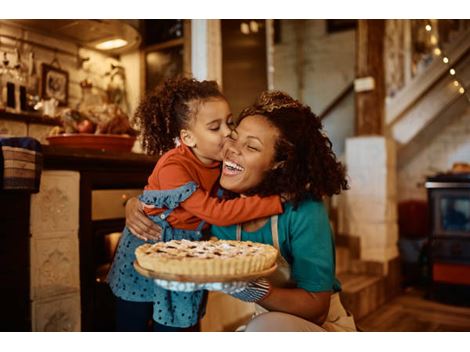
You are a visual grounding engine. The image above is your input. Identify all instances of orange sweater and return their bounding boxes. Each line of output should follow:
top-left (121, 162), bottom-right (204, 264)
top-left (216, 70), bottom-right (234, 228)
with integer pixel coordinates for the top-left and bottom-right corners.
top-left (144, 143), bottom-right (282, 230)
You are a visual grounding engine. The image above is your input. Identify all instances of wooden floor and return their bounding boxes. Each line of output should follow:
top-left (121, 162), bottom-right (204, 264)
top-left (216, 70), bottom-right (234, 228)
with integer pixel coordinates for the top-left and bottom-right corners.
top-left (357, 287), bottom-right (470, 332)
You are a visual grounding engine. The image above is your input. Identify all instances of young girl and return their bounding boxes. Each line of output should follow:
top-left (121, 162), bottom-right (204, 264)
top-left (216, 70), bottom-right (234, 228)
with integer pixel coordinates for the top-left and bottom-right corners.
top-left (107, 77), bottom-right (283, 332)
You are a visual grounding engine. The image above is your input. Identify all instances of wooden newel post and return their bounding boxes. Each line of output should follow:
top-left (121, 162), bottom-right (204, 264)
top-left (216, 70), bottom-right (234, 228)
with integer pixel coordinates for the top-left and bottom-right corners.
top-left (355, 20), bottom-right (386, 136)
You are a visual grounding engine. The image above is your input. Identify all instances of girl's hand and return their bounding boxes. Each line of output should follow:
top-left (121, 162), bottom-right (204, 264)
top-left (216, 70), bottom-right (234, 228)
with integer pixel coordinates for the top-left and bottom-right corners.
top-left (125, 197), bottom-right (162, 241)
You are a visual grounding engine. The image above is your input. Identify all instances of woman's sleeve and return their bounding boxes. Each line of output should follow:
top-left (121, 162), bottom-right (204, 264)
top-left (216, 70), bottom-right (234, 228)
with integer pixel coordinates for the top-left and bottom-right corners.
top-left (288, 201), bottom-right (336, 292)
top-left (156, 162), bottom-right (283, 226)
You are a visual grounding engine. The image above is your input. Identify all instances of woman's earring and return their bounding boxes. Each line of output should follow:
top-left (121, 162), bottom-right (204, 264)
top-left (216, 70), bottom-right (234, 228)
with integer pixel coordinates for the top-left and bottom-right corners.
top-left (272, 161), bottom-right (286, 170)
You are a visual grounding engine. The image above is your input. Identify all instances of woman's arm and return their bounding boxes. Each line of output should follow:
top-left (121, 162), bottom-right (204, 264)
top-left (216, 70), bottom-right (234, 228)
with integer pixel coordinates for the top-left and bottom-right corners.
top-left (258, 287), bottom-right (331, 325)
top-left (125, 197), bottom-right (161, 241)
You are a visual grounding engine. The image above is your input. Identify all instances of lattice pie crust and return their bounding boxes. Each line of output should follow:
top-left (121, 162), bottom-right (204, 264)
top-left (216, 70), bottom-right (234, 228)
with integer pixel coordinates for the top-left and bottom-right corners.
top-left (135, 239), bottom-right (278, 276)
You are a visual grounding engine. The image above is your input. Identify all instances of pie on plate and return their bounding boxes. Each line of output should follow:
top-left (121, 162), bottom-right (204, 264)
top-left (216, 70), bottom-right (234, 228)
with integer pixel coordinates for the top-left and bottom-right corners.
top-left (134, 239), bottom-right (278, 282)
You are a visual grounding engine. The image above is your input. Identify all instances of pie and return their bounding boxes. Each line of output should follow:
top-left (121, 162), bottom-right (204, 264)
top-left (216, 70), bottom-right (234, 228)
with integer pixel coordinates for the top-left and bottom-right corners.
top-left (135, 239), bottom-right (278, 278)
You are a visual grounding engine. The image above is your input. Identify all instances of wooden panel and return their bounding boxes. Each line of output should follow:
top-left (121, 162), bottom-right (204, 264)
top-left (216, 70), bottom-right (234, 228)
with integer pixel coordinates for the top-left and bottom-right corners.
top-left (221, 20), bottom-right (268, 117)
top-left (0, 192), bottom-right (31, 331)
top-left (355, 20), bottom-right (386, 135)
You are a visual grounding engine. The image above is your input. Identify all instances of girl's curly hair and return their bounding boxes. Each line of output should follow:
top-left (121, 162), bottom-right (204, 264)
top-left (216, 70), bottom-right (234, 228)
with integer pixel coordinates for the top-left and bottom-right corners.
top-left (134, 77), bottom-right (225, 156)
top-left (239, 91), bottom-right (349, 207)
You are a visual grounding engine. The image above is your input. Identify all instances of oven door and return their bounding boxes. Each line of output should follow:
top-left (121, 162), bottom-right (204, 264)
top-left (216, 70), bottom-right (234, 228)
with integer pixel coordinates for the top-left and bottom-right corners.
top-left (90, 189), bottom-right (142, 331)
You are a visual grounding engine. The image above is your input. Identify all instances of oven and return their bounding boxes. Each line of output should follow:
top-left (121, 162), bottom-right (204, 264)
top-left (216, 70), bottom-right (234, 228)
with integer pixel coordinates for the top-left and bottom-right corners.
top-left (88, 189), bottom-right (142, 331)
top-left (425, 173), bottom-right (470, 292)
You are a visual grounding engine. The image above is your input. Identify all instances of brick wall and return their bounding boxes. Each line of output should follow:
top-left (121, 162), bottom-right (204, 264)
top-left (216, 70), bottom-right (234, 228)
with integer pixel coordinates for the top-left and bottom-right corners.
top-left (398, 106), bottom-right (470, 201)
top-left (272, 20), bottom-right (355, 155)
top-left (0, 21), bottom-right (141, 116)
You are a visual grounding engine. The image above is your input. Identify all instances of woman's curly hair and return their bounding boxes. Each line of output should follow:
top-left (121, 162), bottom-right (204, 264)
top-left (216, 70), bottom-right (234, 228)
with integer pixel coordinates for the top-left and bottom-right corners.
top-left (134, 77), bottom-right (225, 156)
top-left (239, 91), bottom-right (349, 207)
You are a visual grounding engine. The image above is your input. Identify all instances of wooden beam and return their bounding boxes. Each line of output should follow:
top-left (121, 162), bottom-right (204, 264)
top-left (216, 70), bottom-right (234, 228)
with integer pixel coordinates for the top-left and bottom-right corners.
top-left (355, 20), bottom-right (386, 135)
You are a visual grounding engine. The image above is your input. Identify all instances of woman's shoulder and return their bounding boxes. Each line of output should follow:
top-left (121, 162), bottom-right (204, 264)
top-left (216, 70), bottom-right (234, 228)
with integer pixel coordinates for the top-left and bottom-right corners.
top-left (283, 197), bottom-right (327, 216)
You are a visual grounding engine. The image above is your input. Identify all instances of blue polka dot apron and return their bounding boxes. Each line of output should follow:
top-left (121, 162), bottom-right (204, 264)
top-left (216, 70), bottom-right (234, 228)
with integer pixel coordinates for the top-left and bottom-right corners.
top-left (107, 182), bottom-right (206, 328)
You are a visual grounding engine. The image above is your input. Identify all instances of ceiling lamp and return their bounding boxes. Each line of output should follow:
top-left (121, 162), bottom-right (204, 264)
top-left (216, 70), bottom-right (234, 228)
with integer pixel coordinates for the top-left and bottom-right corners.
top-left (95, 38), bottom-right (128, 50)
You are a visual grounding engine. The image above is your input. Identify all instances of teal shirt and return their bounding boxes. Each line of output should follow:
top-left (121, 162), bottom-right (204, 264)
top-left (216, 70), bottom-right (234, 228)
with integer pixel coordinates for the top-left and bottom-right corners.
top-left (211, 199), bottom-right (341, 293)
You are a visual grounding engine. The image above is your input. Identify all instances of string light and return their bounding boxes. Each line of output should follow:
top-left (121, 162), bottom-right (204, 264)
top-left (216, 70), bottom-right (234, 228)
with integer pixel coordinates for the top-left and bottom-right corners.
top-left (424, 20), bottom-right (469, 103)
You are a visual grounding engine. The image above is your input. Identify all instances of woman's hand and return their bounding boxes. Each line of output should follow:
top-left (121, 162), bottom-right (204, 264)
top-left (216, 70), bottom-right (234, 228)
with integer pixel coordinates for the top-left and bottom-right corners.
top-left (125, 197), bottom-right (162, 241)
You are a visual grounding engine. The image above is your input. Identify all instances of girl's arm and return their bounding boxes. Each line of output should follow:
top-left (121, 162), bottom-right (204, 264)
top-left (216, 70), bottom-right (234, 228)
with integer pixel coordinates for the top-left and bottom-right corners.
top-left (152, 162), bottom-right (283, 226)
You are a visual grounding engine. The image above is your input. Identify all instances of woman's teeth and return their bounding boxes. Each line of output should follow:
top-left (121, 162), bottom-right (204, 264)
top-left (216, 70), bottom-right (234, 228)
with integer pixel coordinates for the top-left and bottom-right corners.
top-left (223, 160), bottom-right (244, 175)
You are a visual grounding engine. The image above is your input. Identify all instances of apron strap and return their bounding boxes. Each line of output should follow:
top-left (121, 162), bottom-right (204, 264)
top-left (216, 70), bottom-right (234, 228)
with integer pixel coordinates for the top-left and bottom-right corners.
top-left (271, 215), bottom-right (280, 250)
top-left (236, 224), bottom-right (242, 241)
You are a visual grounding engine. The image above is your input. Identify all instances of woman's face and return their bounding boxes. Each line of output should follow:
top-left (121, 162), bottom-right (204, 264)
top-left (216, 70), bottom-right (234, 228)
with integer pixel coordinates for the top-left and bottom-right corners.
top-left (220, 114), bottom-right (279, 194)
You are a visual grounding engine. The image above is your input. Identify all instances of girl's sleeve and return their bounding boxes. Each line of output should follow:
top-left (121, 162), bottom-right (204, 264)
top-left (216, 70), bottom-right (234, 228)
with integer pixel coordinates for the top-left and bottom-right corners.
top-left (288, 201), bottom-right (336, 292)
top-left (154, 162), bottom-right (283, 226)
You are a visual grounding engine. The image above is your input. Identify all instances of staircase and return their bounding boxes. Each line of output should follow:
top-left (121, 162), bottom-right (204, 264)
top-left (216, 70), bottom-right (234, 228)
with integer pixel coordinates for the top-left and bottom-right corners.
top-left (386, 20), bottom-right (470, 169)
top-left (335, 234), bottom-right (401, 322)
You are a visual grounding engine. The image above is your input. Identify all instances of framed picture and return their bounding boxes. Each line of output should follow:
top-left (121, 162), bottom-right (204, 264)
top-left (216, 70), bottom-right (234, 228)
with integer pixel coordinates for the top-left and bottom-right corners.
top-left (41, 63), bottom-right (69, 106)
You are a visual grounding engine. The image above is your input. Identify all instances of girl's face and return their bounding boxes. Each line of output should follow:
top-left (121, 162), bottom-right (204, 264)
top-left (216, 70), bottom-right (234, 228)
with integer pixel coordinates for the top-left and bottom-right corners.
top-left (220, 114), bottom-right (279, 194)
top-left (182, 98), bottom-right (233, 164)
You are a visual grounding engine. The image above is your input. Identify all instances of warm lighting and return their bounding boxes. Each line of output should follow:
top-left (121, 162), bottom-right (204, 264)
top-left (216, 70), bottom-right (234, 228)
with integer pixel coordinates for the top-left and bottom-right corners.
top-left (425, 24), bottom-right (432, 32)
top-left (433, 48), bottom-right (442, 56)
top-left (249, 21), bottom-right (259, 33)
top-left (459, 87), bottom-right (465, 94)
top-left (449, 68), bottom-right (456, 75)
top-left (95, 38), bottom-right (128, 50)
top-left (453, 80), bottom-right (460, 87)
top-left (443, 57), bottom-right (449, 64)
top-left (240, 22), bottom-right (250, 35)
top-left (430, 35), bottom-right (437, 45)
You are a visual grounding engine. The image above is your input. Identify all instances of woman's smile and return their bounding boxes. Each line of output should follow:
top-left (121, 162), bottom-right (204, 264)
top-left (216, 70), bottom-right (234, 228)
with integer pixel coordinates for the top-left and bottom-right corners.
top-left (222, 159), bottom-right (245, 176)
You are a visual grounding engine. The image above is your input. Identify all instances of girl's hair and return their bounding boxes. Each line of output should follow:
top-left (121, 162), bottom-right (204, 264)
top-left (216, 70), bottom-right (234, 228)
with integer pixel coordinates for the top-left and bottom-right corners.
top-left (134, 77), bottom-right (225, 156)
top-left (238, 90), bottom-right (349, 207)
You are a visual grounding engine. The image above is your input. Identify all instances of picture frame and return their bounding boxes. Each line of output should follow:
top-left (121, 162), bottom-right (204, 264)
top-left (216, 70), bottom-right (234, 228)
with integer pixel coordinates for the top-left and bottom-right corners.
top-left (41, 63), bottom-right (69, 106)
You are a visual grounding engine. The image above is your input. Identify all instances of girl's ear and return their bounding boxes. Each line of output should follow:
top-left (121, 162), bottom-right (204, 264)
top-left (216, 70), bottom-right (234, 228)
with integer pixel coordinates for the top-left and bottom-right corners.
top-left (180, 129), bottom-right (196, 148)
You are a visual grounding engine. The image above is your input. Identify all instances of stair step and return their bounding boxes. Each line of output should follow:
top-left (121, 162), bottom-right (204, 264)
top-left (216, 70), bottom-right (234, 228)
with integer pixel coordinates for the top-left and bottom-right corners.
top-left (338, 272), bottom-right (382, 293)
top-left (338, 272), bottom-right (387, 320)
top-left (335, 245), bottom-right (351, 274)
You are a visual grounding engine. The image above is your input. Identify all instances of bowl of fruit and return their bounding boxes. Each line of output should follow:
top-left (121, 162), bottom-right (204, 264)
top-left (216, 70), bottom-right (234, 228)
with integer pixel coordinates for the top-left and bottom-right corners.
top-left (47, 106), bottom-right (137, 152)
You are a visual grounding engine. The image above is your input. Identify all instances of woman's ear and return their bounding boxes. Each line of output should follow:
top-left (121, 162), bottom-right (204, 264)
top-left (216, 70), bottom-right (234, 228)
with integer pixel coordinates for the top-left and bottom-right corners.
top-left (180, 129), bottom-right (196, 148)
top-left (272, 160), bottom-right (286, 170)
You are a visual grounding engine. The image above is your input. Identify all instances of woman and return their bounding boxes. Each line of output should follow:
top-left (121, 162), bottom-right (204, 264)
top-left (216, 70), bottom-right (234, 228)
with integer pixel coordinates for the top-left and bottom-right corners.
top-left (126, 91), bottom-right (356, 331)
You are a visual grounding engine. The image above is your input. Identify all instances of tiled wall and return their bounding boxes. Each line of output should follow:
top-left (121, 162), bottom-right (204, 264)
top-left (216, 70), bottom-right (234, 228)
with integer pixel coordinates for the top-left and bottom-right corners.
top-left (398, 107), bottom-right (470, 201)
top-left (272, 20), bottom-right (356, 156)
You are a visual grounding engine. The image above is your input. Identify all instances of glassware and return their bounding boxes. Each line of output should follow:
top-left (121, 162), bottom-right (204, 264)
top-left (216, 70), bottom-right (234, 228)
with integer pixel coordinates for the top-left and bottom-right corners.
top-left (1, 52), bottom-right (16, 111)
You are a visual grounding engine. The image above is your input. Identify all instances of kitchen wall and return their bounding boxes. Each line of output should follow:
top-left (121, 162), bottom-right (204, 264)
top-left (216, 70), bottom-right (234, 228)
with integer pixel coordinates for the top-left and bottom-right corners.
top-left (398, 106), bottom-right (470, 201)
top-left (0, 21), bottom-right (141, 117)
top-left (272, 19), bottom-right (356, 156)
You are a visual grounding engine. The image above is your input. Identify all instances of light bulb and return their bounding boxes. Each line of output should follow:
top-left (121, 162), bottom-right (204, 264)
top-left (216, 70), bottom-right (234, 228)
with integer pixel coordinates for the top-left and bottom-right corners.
top-left (453, 80), bottom-right (460, 87)
top-left (425, 24), bottom-right (432, 32)
top-left (443, 57), bottom-right (449, 64)
top-left (459, 87), bottom-right (465, 94)
top-left (450, 68), bottom-right (456, 75)
top-left (433, 48), bottom-right (442, 56)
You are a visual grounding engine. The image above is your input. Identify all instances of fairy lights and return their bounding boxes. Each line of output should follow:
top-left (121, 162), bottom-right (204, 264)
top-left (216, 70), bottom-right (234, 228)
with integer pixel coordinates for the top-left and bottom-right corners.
top-left (427, 20), bottom-right (469, 102)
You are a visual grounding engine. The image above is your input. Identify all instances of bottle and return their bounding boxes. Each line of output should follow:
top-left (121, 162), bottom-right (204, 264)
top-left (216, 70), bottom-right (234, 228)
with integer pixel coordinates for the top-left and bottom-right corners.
top-left (1, 52), bottom-right (16, 111)
top-left (13, 48), bottom-right (28, 112)
top-left (27, 52), bottom-right (40, 111)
